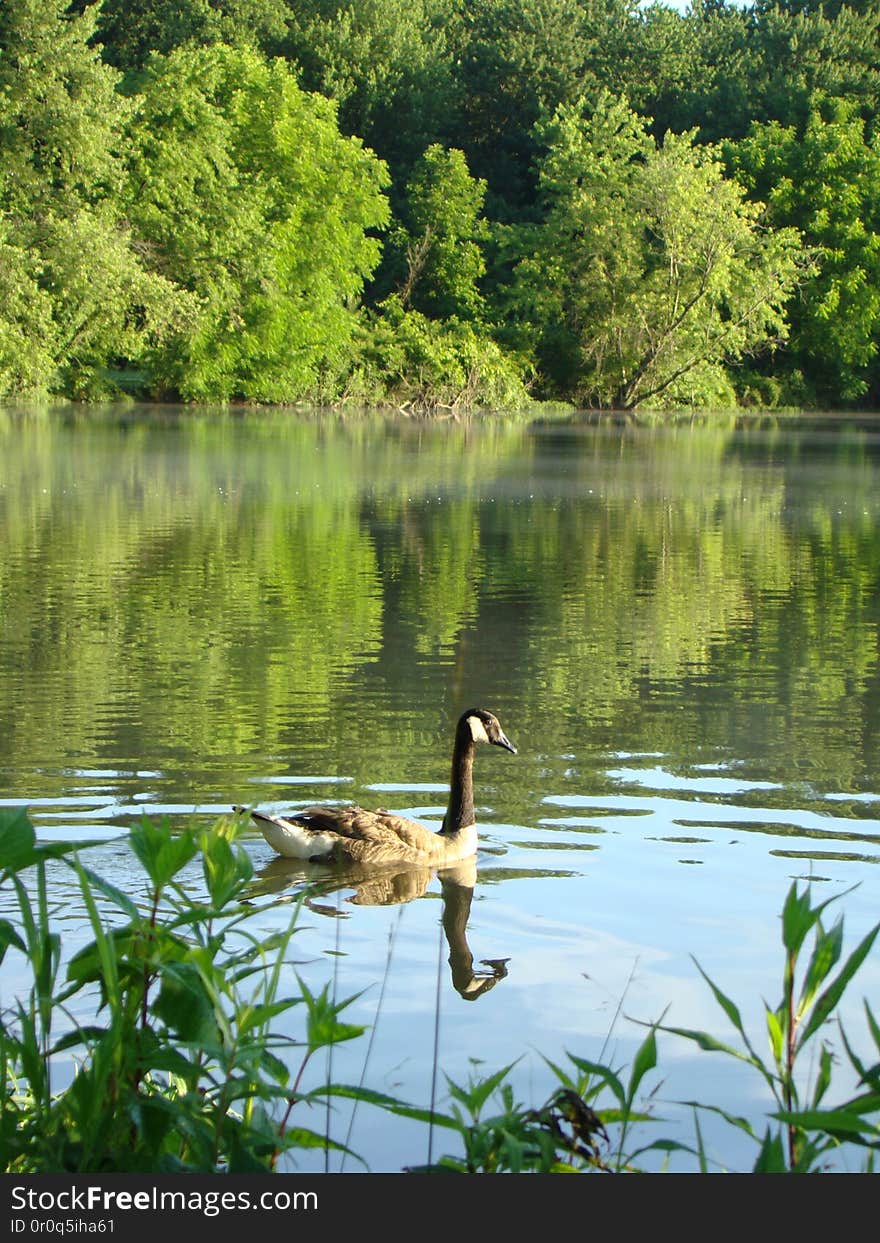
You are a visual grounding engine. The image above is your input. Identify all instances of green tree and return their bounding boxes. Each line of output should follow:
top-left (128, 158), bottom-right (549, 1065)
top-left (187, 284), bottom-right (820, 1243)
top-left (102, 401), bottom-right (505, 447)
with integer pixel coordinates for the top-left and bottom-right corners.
top-left (623, 3), bottom-right (703, 137)
top-left (671, 2), bottom-right (880, 143)
top-left (0, 0), bottom-right (185, 398)
top-left (281, 0), bottom-right (457, 181)
top-left (391, 145), bottom-right (488, 322)
top-left (125, 44), bottom-right (390, 401)
top-left (748, 4), bottom-right (880, 133)
top-left (452, 0), bottom-right (614, 213)
top-left (87, 0), bottom-right (290, 72)
top-left (729, 98), bottom-right (880, 403)
top-left (514, 94), bottom-right (805, 408)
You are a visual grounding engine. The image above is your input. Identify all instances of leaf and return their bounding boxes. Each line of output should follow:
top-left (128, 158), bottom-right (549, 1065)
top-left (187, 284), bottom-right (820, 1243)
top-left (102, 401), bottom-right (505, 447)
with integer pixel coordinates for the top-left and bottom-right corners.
top-left (0, 809), bottom-right (36, 871)
top-left (863, 1001), bottom-right (880, 1059)
top-left (627, 1027), bottom-right (658, 1106)
top-left (691, 956), bottom-right (747, 1038)
top-left (153, 961), bottom-right (219, 1043)
top-left (50, 1026), bottom-right (110, 1054)
top-left (66, 862), bottom-right (141, 919)
top-left (839, 1020), bottom-right (872, 1088)
top-left (0, 814), bottom-right (95, 871)
top-left (781, 881), bottom-right (815, 956)
top-left (276, 1127), bottom-right (365, 1166)
top-left (798, 917), bottom-right (843, 1019)
top-left (297, 978), bottom-right (367, 1051)
top-left (254, 1049), bottom-right (290, 1086)
top-left (797, 922), bottom-right (880, 1050)
top-left (753, 1128), bottom-right (788, 1173)
top-left (540, 1054), bottom-right (577, 1093)
top-left (65, 926), bottom-right (130, 989)
top-left (654, 1023), bottom-right (749, 1061)
top-left (447, 1063), bottom-right (518, 1118)
top-left (565, 1055), bottom-right (626, 1109)
top-left (675, 1099), bottom-right (758, 1138)
top-left (773, 1108), bottom-right (880, 1138)
top-left (626, 1138), bottom-right (697, 1162)
top-left (129, 817), bottom-right (199, 889)
top-left (0, 917), bottom-right (27, 960)
top-left (201, 828), bottom-right (252, 906)
top-left (314, 1083), bottom-right (460, 1130)
top-left (236, 1000), bottom-right (299, 1036)
top-left (765, 1006), bottom-right (784, 1065)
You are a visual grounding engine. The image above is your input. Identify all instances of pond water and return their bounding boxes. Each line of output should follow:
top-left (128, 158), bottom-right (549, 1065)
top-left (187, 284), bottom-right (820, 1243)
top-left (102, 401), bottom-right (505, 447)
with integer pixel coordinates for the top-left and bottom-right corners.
top-left (1, 403), bottom-right (879, 1173)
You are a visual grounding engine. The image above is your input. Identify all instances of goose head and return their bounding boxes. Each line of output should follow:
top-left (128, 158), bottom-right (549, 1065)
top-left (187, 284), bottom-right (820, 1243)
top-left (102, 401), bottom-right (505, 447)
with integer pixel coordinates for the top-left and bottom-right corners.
top-left (460, 708), bottom-right (517, 754)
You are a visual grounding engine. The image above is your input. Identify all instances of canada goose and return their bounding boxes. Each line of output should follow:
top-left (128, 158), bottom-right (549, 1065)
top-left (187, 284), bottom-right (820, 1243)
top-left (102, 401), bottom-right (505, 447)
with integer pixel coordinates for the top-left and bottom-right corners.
top-left (235, 707), bottom-right (516, 866)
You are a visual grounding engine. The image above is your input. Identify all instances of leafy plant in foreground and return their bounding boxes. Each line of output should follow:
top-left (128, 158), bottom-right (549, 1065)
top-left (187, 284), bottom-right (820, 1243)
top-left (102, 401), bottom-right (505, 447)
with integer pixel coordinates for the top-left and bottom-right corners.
top-left (3, 807), bottom-right (878, 1173)
top-left (395, 881), bottom-right (880, 1173)
top-left (658, 881), bottom-right (880, 1172)
top-left (0, 808), bottom-right (371, 1172)
top-left (403, 1027), bottom-right (692, 1173)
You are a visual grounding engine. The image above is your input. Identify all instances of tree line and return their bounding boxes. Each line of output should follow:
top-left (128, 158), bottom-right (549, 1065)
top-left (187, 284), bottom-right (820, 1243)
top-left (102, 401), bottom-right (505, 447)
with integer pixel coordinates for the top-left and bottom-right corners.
top-left (1, 0), bottom-right (879, 411)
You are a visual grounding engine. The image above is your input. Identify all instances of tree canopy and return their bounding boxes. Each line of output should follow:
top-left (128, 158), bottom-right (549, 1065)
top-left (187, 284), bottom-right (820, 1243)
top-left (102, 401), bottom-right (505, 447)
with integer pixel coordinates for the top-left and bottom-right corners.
top-left (2, 0), bottom-right (880, 409)
top-left (0, 0), bottom-right (185, 397)
top-left (513, 95), bottom-right (805, 408)
top-left (124, 44), bottom-right (389, 401)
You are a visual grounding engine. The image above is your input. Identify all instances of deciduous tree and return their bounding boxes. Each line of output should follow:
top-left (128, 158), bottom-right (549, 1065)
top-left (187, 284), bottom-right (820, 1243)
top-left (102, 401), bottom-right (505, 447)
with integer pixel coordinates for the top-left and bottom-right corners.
top-left (729, 99), bottom-right (880, 402)
top-left (125, 44), bottom-right (390, 401)
top-left (391, 145), bottom-right (488, 323)
top-left (514, 94), bottom-right (805, 408)
top-left (0, 0), bottom-right (184, 398)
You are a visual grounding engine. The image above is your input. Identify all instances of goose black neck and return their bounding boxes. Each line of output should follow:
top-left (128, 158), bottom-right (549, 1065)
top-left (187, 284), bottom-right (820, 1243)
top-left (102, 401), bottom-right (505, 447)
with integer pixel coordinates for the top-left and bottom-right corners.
top-left (441, 719), bottom-right (477, 835)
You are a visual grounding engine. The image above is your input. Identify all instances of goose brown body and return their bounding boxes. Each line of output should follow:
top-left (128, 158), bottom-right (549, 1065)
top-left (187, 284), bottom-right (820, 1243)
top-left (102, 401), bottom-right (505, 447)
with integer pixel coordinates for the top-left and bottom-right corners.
top-left (237, 708), bottom-right (516, 865)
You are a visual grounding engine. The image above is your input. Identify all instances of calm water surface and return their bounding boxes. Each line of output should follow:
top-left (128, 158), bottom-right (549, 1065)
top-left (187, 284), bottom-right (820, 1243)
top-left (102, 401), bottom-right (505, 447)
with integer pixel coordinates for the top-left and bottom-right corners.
top-left (1, 404), bottom-right (879, 1172)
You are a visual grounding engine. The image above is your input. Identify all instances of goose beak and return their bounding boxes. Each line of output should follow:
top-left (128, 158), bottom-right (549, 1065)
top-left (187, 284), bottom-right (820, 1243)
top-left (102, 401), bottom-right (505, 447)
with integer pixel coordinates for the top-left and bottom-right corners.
top-left (497, 731), bottom-right (517, 755)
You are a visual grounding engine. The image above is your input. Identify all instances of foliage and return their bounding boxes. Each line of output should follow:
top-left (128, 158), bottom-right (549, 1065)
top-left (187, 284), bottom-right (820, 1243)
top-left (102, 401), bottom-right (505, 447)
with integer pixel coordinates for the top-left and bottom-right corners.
top-left (657, 2), bottom-right (880, 143)
top-left (450, 0), bottom-right (607, 212)
top-left (2, 807), bottom-right (878, 1173)
top-left (513, 93), bottom-right (806, 408)
top-left (89, 0), bottom-right (291, 73)
top-left (387, 145), bottom-right (489, 323)
top-left (658, 880), bottom-right (880, 1172)
top-left (403, 882), bottom-right (880, 1172)
top-left (124, 44), bottom-right (389, 402)
top-left (280, 0), bottom-right (458, 179)
top-left (405, 1038), bottom-right (681, 1173)
top-left (347, 297), bottom-right (533, 412)
top-left (5, 0), bottom-right (880, 406)
top-left (0, 0), bottom-right (187, 399)
top-left (743, 4), bottom-right (880, 136)
top-left (0, 808), bottom-right (372, 1172)
top-left (729, 98), bottom-right (880, 404)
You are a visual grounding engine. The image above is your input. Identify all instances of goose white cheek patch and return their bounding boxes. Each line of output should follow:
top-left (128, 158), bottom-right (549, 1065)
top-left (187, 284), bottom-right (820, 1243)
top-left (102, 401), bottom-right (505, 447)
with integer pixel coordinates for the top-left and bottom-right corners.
top-left (467, 715), bottom-right (490, 743)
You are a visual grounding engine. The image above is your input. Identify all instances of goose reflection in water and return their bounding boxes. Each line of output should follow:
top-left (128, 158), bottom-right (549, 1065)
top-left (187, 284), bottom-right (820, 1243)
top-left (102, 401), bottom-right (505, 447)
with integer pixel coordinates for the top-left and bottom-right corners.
top-left (249, 854), bottom-right (509, 1001)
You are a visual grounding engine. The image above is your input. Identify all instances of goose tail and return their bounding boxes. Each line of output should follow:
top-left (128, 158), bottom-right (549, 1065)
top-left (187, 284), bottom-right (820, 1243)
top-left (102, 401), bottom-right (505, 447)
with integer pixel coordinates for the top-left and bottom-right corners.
top-left (234, 805), bottom-right (336, 861)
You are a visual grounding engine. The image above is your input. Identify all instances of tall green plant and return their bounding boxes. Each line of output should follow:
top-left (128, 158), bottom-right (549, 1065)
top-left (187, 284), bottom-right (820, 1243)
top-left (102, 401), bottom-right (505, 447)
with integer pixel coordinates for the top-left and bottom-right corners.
top-left (384, 882), bottom-right (880, 1173)
top-left (402, 1033), bottom-right (690, 1173)
top-left (729, 99), bottom-right (880, 403)
top-left (3, 810), bottom-right (878, 1173)
top-left (0, 809), bottom-right (370, 1172)
top-left (659, 881), bottom-right (880, 1172)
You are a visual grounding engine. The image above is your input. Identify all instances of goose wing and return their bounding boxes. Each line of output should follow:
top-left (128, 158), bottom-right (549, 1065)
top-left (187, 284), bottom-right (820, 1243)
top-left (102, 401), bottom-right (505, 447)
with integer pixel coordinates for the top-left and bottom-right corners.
top-left (292, 804), bottom-right (443, 857)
